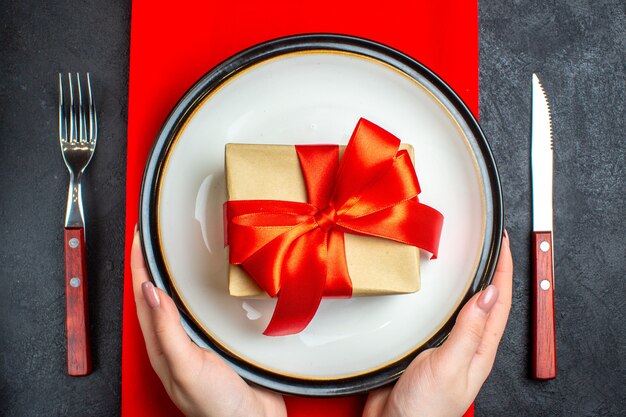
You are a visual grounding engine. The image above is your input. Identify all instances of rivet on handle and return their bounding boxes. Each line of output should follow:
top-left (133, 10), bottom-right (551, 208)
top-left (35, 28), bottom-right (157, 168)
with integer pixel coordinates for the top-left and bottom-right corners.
top-left (69, 238), bottom-right (80, 248)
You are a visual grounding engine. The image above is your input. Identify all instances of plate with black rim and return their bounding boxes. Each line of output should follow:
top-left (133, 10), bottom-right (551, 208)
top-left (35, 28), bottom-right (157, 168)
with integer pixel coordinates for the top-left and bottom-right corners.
top-left (139, 34), bottom-right (503, 396)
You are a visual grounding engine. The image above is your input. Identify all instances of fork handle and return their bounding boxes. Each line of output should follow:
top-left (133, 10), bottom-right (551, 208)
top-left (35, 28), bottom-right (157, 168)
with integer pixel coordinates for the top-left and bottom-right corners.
top-left (64, 227), bottom-right (92, 376)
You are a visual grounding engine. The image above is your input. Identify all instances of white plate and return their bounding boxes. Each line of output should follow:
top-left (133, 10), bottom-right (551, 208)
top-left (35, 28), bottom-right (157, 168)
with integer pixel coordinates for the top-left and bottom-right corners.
top-left (140, 34), bottom-right (502, 396)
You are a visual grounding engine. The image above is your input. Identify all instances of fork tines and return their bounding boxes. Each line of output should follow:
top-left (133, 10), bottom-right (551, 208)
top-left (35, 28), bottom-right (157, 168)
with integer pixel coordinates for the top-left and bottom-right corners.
top-left (58, 73), bottom-right (97, 145)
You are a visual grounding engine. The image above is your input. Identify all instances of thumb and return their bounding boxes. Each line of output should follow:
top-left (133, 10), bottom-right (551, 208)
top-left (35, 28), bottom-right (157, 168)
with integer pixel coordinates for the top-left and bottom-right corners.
top-left (141, 281), bottom-right (202, 378)
top-left (131, 229), bottom-right (203, 384)
top-left (436, 284), bottom-right (500, 372)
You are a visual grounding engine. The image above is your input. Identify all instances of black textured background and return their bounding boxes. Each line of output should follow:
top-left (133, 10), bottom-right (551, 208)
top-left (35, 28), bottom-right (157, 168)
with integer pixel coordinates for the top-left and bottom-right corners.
top-left (0, 1), bottom-right (624, 416)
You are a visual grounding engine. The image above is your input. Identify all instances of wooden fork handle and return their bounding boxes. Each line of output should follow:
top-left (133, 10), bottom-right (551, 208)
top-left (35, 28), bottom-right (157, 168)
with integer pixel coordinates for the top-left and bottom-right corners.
top-left (64, 228), bottom-right (92, 376)
top-left (532, 231), bottom-right (557, 380)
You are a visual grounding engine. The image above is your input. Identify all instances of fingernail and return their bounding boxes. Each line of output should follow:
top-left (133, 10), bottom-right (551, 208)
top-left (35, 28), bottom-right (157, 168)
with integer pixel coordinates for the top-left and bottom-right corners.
top-left (134, 223), bottom-right (138, 234)
top-left (477, 285), bottom-right (499, 313)
top-left (142, 281), bottom-right (160, 309)
top-left (503, 228), bottom-right (509, 241)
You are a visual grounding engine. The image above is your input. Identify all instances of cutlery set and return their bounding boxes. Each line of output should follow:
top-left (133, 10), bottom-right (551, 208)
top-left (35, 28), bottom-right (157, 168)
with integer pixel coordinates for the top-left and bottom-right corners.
top-left (55, 72), bottom-right (557, 380)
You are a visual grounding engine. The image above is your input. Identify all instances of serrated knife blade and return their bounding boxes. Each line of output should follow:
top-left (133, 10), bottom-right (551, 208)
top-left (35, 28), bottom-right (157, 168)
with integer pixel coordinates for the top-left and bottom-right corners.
top-left (532, 74), bottom-right (554, 232)
top-left (531, 73), bottom-right (557, 380)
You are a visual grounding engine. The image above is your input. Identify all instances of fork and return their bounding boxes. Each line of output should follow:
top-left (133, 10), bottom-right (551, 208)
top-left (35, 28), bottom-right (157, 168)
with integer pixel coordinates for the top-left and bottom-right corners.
top-left (58, 73), bottom-right (97, 376)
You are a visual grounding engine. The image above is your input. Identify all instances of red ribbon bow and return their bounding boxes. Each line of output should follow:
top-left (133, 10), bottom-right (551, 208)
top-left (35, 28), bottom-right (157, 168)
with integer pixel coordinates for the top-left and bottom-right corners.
top-left (226, 119), bottom-right (443, 336)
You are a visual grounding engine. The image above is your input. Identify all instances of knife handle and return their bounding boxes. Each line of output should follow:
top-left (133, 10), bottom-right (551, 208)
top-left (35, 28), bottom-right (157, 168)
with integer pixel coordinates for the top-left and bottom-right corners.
top-left (64, 228), bottom-right (92, 376)
top-left (532, 231), bottom-right (556, 380)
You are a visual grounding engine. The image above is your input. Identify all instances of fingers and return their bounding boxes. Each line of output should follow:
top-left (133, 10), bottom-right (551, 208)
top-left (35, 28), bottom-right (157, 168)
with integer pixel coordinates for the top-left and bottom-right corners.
top-left (147, 282), bottom-right (206, 380)
top-left (131, 230), bottom-right (167, 374)
top-left (438, 231), bottom-right (513, 376)
top-left (131, 230), bottom-right (201, 382)
top-left (484, 230), bottom-right (513, 338)
top-left (363, 387), bottom-right (393, 417)
top-left (436, 283), bottom-right (500, 374)
top-left (130, 228), bottom-right (151, 301)
top-left (469, 230), bottom-right (514, 381)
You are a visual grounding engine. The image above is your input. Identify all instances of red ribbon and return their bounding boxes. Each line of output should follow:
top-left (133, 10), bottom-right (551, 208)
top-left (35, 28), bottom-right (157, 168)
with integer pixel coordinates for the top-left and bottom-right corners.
top-left (226, 119), bottom-right (443, 336)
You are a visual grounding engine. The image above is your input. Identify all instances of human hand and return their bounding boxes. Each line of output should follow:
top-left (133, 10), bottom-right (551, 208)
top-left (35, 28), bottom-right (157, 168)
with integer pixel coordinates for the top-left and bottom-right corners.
top-left (133, 227), bottom-right (511, 417)
top-left (364, 231), bottom-right (513, 417)
top-left (131, 230), bottom-right (286, 417)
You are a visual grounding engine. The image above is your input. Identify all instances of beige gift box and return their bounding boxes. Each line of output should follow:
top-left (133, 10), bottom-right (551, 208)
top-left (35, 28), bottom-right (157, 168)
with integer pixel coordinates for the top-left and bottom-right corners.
top-left (225, 143), bottom-right (420, 297)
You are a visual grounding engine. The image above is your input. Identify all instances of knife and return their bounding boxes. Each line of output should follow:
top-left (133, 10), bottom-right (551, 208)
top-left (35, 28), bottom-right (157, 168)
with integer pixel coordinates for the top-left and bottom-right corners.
top-left (531, 73), bottom-right (557, 380)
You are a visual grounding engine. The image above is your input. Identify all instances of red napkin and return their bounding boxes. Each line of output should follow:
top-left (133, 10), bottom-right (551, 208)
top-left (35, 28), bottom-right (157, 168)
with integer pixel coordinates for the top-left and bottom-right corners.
top-left (122, 1), bottom-right (478, 416)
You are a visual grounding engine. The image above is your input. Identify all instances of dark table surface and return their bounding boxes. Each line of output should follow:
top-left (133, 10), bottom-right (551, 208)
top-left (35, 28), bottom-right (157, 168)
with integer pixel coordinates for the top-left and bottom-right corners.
top-left (1, 1), bottom-right (624, 416)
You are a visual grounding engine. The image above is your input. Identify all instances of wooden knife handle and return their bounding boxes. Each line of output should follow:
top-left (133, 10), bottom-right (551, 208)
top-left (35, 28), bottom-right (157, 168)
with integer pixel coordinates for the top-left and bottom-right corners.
top-left (64, 228), bottom-right (92, 376)
top-left (532, 231), bottom-right (557, 380)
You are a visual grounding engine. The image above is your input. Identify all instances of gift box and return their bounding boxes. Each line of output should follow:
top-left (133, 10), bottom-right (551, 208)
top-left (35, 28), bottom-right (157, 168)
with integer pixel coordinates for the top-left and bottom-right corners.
top-left (226, 143), bottom-right (421, 298)
top-left (224, 118), bottom-right (443, 335)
